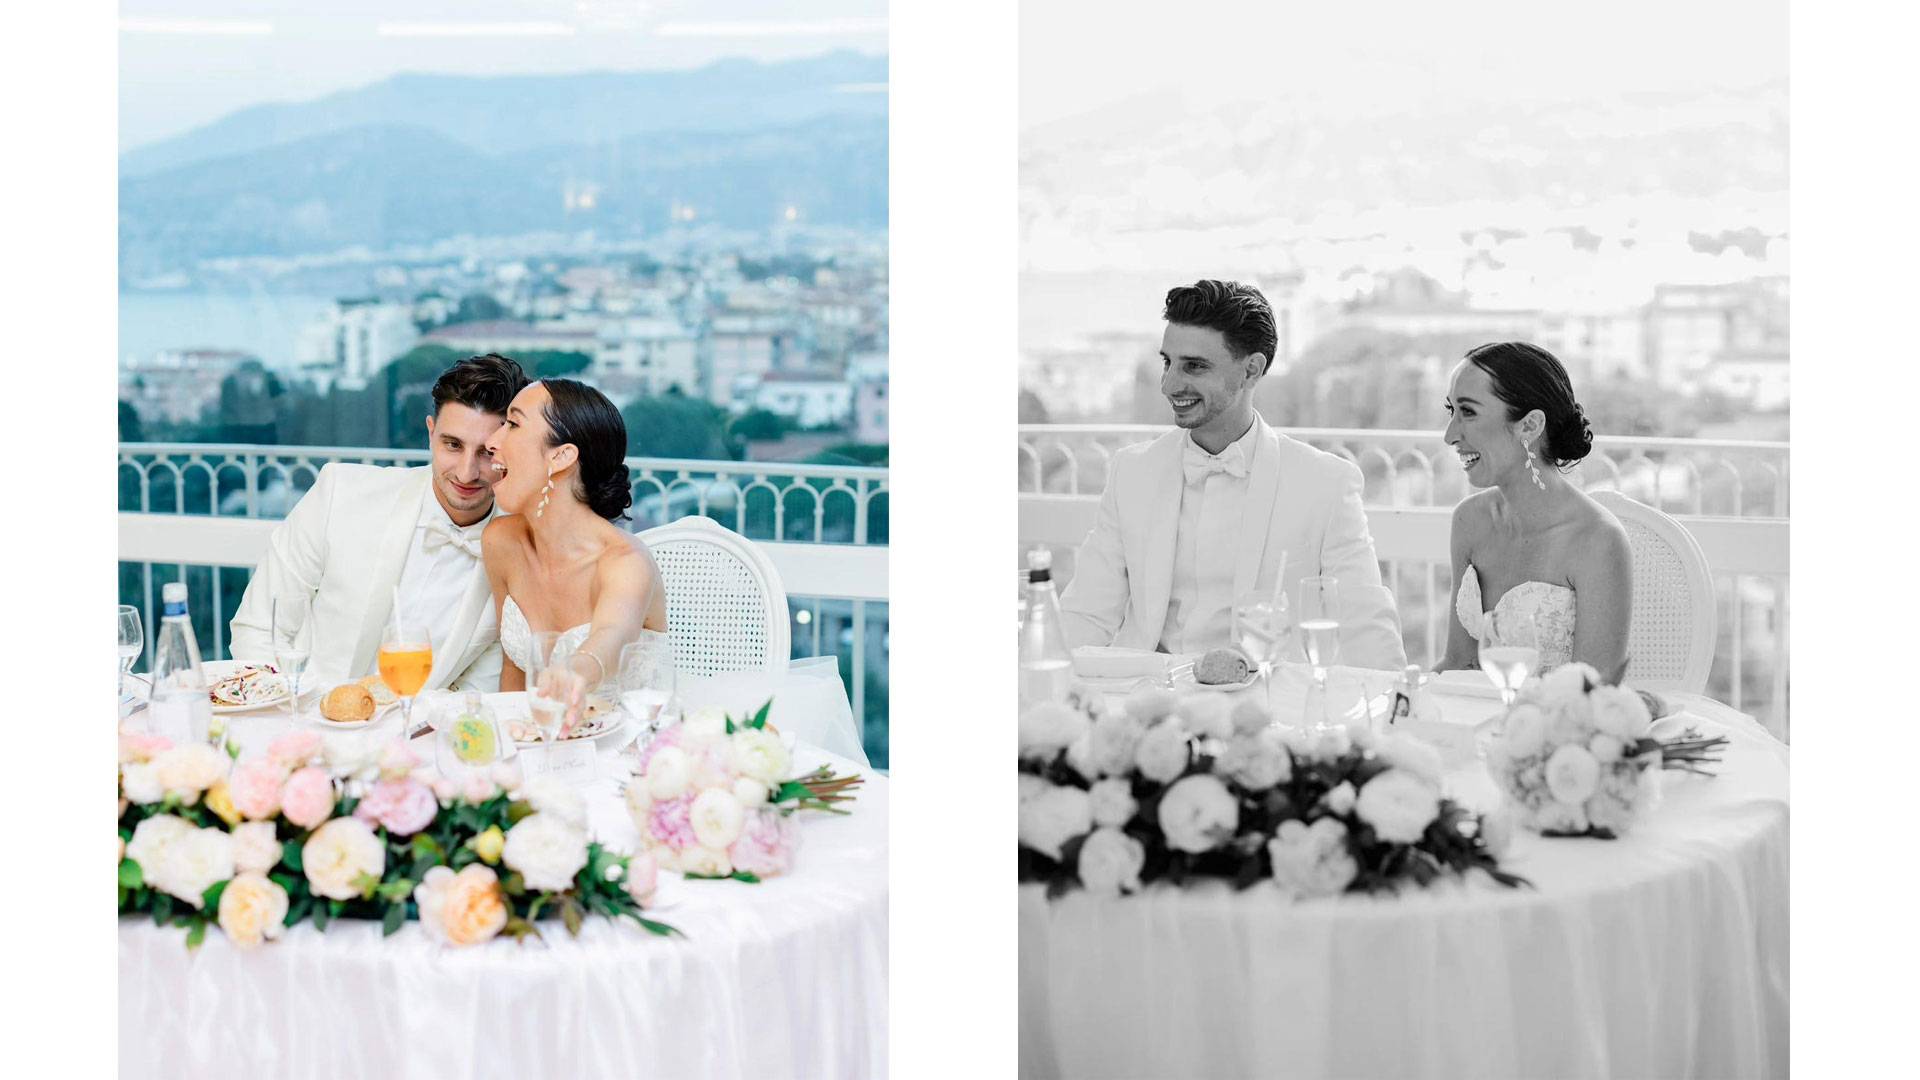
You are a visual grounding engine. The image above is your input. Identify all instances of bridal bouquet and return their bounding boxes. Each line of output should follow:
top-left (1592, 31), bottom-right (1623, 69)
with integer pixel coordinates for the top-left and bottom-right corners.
top-left (118, 730), bottom-right (674, 950)
top-left (1486, 663), bottom-right (1728, 839)
top-left (625, 700), bottom-right (862, 882)
top-left (1017, 688), bottom-right (1526, 901)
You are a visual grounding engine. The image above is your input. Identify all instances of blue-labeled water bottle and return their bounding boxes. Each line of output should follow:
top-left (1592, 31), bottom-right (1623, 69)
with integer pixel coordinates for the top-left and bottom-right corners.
top-left (148, 582), bottom-right (215, 746)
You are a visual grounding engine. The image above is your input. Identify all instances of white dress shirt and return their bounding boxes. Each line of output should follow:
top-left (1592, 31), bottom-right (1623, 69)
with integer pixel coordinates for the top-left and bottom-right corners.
top-left (385, 484), bottom-right (493, 674)
top-left (1160, 420), bottom-right (1258, 654)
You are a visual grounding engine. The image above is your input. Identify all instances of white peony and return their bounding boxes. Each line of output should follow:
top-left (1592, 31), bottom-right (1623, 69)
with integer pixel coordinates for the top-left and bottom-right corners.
top-left (1017, 783), bottom-right (1093, 860)
top-left (1088, 778), bottom-right (1137, 827)
top-left (1018, 701), bottom-right (1090, 760)
top-left (1267, 818), bottom-right (1358, 899)
top-left (1076, 828), bottom-right (1146, 897)
top-left (1479, 807), bottom-right (1515, 858)
top-left (1017, 773), bottom-right (1050, 808)
top-left (680, 845), bottom-right (734, 877)
top-left (1532, 800), bottom-right (1590, 834)
top-left (1174, 693), bottom-right (1234, 740)
top-left (1588, 685), bottom-right (1652, 741)
top-left (302, 817), bottom-right (386, 902)
top-left (523, 775), bottom-right (589, 830)
top-left (1323, 781), bottom-right (1357, 817)
top-left (152, 826), bottom-right (235, 908)
top-left (1539, 662), bottom-right (1600, 704)
top-left (501, 812), bottom-right (589, 892)
top-left (1134, 720), bottom-right (1192, 783)
top-left (732, 777), bottom-right (771, 806)
top-left (1500, 703), bottom-right (1549, 758)
top-left (690, 788), bottom-right (748, 849)
top-left (231, 821), bottom-right (282, 875)
top-left (153, 744), bottom-right (229, 804)
top-left (1157, 774), bottom-right (1239, 853)
top-left (1089, 712), bottom-right (1148, 776)
top-left (1230, 696), bottom-right (1273, 736)
top-left (1587, 733), bottom-right (1625, 764)
top-left (625, 776), bottom-right (653, 824)
top-left (1545, 744), bottom-right (1602, 805)
top-left (1374, 732), bottom-right (1445, 786)
top-left (1308, 728), bottom-right (1352, 762)
top-left (1354, 770), bottom-right (1441, 844)
top-left (682, 705), bottom-right (730, 739)
top-left (217, 872), bottom-right (289, 947)
top-left (121, 762), bottom-right (165, 805)
top-left (1064, 733), bottom-right (1100, 781)
top-left (645, 746), bottom-right (694, 800)
top-left (127, 814), bottom-right (193, 874)
top-left (1123, 687), bottom-right (1178, 724)
top-left (1216, 728), bottom-right (1292, 791)
top-left (729, 728), bottom-right (791, 784)
top-left (322, 733), bottom-right (383, 784)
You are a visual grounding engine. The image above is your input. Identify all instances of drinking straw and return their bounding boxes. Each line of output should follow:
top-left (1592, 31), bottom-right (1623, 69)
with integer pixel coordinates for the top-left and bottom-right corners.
top-left (392, 586), bottom-right (403, 638)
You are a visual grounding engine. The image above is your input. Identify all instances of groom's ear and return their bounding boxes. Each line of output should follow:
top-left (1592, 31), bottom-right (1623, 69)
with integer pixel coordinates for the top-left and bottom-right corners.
top-left (1244, 353), bottom-right (1269, 381)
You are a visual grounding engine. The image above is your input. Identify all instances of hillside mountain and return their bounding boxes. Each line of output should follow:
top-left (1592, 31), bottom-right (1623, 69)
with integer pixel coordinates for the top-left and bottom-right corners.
top-left (119, 50), bottom-right (888, 179)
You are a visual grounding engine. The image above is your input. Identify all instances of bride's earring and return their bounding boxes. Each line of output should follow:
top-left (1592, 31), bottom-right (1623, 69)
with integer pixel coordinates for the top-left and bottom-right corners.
top-left (535, 475), bottom-right (554, 519)
top-left (1520, 434), bottom-right (1546, 491)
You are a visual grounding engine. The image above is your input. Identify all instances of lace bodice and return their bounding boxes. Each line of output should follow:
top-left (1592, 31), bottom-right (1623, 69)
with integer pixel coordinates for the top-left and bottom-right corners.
top-left (1455, 565), bottom-right (1577, 671)
top-left (499, 595), bottom-right (670, 677)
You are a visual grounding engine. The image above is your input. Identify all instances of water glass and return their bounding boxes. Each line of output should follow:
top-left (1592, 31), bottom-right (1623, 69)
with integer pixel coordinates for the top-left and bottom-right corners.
top-left (1231, 587), bottom-right (1289, 687)
top-left (1297, 576), bottom-right (1341, 732)
top-left (272, 596), bottom-right (313, 717)
top-left (1479, 608), bottom-right (1541, 708)
top-left (618, 639), bottom-right (677, 737)
top-left (523, 630), bottom-right (567, 755)
top-left (117, 605), bottom-right (144, 712)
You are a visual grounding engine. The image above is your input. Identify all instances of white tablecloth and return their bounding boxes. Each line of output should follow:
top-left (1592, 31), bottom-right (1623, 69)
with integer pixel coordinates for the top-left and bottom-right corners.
top-left (1020, 667), bottom-right (1789, 1080)
top-left (120, 695), bottom-right (889, 1080)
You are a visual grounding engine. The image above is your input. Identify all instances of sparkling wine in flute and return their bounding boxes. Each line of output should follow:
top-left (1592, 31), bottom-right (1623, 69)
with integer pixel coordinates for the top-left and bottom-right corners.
top-left (1479, 645), bottom-right (1538, 696)
top-left (1300, 619), bottom-right (1341, 669)
top-left (378, 644), bottom-right (433, 697)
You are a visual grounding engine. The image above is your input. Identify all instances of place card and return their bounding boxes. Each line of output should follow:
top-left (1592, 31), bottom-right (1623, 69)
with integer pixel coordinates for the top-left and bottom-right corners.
top-left (528, 740), bottom-right (598, 781)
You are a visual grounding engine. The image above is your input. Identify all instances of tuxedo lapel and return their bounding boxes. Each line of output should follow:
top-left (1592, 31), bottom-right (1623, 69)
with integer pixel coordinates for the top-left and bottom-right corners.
top-left (1131, 434), bottom-right (1185, 649)
top-left (1234, 418), bottom-right (1283, 599)
top-left (349, 469), bottom-right (431, 677)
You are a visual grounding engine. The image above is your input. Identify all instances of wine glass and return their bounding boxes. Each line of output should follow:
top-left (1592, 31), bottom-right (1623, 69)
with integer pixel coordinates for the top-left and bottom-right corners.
top-left (377, 612), bottom-right (434, 737)
top-left (523, 631), bottom-right (567, 768)
top-left (117, 605), bottom-right (144, 714)
top-left (1232, 587), bottom-right (1289, 692)
top-left (1297, 575), bottom-right (1341, 733)
top-left (272, 596), bottom-right (312, 718)
top-left (1479, 608), bottom-right (1540, 708)
top-left (618, 638), bottom-right (677, 738)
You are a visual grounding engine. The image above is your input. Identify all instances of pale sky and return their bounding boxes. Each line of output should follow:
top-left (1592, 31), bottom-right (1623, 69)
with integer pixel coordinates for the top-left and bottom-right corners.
top-left (119, 0), bottom-right (888, 151)
top-left (1021, 0), bottom-right (1787, 129)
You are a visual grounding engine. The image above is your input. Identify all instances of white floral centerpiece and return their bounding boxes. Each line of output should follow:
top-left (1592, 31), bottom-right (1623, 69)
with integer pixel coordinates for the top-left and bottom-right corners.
top-left (1486, 663), bottom-right (1728, 839)
top-left (1018, 688), bottom-right (1527, 900)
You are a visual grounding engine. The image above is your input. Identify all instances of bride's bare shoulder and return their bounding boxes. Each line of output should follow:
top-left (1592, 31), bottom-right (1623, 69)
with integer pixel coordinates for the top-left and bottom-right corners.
top-left (596, 526), bottom-right (661, 580)
top-left (1451, 489), bottom-right (1498, 536)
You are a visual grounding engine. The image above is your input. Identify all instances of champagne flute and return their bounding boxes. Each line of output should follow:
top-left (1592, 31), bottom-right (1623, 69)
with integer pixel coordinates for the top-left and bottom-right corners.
top-left (117, 605), bottom-right (144, 713)
top-left (377, 610), bottom-right (434, 737)
top-left (1479, 608), bottom-right (1540, 708)
top-left (1297, 575), bottom-right (1342, 733)
top-left (523, 631), bottom-right (567, 769)
top-left (272, 596), bottom-right (312, 719)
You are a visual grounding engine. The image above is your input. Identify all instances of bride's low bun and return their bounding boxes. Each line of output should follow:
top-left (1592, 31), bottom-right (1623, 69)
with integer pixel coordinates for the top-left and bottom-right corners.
top-left (1464, 342), bottom-right (1594, 470)
top-left (1545, 402), bottom-right (1594, 467)
top-left (588, 464), bottom-right (634, 522)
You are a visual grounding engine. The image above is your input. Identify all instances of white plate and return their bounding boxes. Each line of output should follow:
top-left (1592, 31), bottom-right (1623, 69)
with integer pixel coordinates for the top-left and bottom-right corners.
top-left (492, 693), bottom-right (634, 748)
top-left (204, 660), bottom-right (291, 713)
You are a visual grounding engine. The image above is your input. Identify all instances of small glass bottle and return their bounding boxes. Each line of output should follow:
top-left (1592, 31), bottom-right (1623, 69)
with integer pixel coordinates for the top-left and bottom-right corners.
top-left (148, 582), bottom-right (214, 746)
top-left (1018, 548), bottom-right (1073, 708)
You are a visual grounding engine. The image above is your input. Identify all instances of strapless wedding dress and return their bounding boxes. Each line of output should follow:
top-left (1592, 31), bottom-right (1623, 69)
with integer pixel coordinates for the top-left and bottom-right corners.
top-left (499, 595), bottom-right (671, 676)
top-left (1455, 565), bottom-right (1576, 671)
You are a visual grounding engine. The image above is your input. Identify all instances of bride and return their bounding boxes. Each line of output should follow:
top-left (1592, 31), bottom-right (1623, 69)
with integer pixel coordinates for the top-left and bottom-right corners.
top-left (1435, 342), bottom-right (1631, 683)
top-left (481, 378), bottom-right (670, 725)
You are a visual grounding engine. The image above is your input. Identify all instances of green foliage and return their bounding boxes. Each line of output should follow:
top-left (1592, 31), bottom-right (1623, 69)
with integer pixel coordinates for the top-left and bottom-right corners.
top-left (448, 293), bottom-right (507, 325)
top-left (806, 443), bottom-right (889, 467)
top-left (527, 350), bottom-right (593, 379)
top-left (728, 408), bottom-right (797, 442)
top-left (621, 391), bottom-right (738, 460)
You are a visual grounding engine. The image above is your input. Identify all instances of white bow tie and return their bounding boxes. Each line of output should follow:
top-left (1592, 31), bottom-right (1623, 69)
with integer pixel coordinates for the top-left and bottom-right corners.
top-left (1183, 440), bottom-right (1250, 484)
top-left (422, 522), bottom-right (482, 559)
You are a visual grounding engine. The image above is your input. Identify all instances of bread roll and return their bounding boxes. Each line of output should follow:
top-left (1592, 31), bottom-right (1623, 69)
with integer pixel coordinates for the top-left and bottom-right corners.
top-left (1195, 648), bottom-right (1252, 685)
top-left (321, 683), bottom-right (376, 723)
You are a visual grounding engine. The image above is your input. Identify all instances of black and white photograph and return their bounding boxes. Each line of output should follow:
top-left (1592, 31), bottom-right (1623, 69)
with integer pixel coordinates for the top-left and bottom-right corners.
top-left (1016, 3), bottom-right (1788, 1076)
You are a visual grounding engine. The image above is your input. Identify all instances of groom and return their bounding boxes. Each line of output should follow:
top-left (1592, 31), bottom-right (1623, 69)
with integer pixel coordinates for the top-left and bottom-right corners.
top-left (1058, 280), bottom-right (1407, 670)
top-left (228, 353), bottom-right (531, 692)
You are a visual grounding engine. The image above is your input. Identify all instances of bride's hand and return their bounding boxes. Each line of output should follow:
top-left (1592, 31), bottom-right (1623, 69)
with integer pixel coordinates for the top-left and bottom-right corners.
top-left (535, 666), bottom-right (587, 735)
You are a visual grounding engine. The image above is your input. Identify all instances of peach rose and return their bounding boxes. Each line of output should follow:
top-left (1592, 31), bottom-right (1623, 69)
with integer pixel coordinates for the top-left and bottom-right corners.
top-left (217, 872), bottom-right (289, 948)
top-left (414, 865), bottom-right (510, 946)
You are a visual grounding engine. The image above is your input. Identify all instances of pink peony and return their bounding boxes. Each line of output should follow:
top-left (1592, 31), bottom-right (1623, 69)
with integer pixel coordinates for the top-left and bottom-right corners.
top-left (267, 731), bottom-right (323, 770)
top-left (625, 850), bottom-right (659, 905)
top-left (460, 772), bottom-right (497, 805)
top-left (119, 733), bottom-right (173, 764)
top-left (228, 759), bottom-right (288, 821)
top-left (353, 778), bottom-right (439, 837)
top-left (633, 725), bottom-right (682, 777)
top-left (377, 739), bottom-right (420, 781)
top-left (280, 767), bottom-right (337, 829)
top-left (646, 794), bottom-right (697, 851)
top-left (728, 809), bottom-right (801, 877)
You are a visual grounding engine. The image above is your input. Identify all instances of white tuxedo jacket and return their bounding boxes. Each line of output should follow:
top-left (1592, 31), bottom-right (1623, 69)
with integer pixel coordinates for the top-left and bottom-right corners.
top-left (228, 464), bottom-right (504, 692)
top-left (1058, 418), bottom-right (1408, 671)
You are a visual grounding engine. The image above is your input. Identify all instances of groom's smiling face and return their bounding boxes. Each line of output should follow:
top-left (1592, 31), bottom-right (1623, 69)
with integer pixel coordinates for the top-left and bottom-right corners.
top-left (425, 402), bottom-right (507, 527)
top-left (1159, 323), bottom-right (1259, 438)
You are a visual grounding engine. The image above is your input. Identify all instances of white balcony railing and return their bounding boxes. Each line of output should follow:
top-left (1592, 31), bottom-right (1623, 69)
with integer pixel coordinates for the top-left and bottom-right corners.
top-left (1019, 425), bottom-right (1789, 739)
top-left (117, 443), bottom-right (890, 762)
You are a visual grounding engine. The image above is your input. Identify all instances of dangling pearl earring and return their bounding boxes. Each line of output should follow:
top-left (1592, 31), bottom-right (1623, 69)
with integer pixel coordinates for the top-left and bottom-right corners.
top-left (534, 476), bottom-right (554, 519)
top-left (1520, 434), bottom-right (1546, 491)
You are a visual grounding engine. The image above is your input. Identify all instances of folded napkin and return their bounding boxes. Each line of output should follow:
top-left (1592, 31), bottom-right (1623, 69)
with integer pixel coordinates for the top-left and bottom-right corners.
top-left (1071, 647), bottom-right (1173, 680)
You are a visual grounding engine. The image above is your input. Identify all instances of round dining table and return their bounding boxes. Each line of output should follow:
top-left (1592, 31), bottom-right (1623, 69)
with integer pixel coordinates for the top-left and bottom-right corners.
top-left (119, 689), bottom-right (890, 1080)
top-left (1020, 666), bottom-right (1788, 1080)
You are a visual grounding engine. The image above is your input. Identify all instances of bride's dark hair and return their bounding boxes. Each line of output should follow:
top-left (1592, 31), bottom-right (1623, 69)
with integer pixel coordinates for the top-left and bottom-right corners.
top-left (1464, 341), bottom-right (1594, 469)
top-left (538, 378), bottom-right (633, 521)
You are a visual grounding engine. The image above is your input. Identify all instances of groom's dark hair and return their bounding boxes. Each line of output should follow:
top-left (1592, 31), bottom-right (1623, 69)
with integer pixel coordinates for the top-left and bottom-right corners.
top-left (431, 353), bottom-right (530, 418)
top-left (1163, 280), bottom-right (1278, 375)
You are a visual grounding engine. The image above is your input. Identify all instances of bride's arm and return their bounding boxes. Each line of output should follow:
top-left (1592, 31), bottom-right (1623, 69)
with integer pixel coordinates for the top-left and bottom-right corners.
top-left (1435, 499), bottom-right (1481, 672)
top-left (482, 519), bottom-right (526, 693)
top-left (564, 542), bottom-right (663, 694)
top-left (1569, 517), bottom-right (1633, 685)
